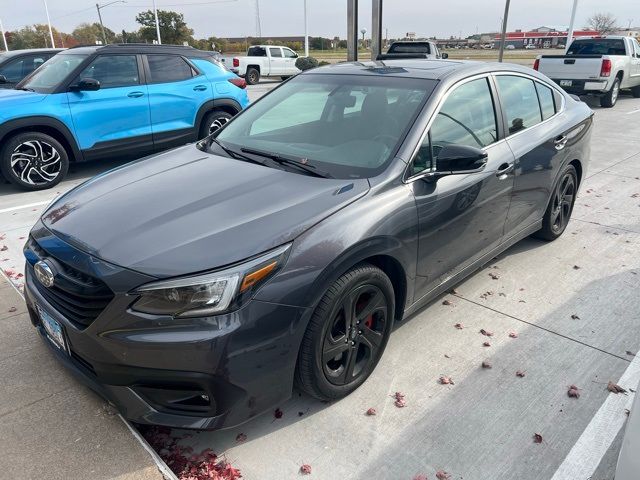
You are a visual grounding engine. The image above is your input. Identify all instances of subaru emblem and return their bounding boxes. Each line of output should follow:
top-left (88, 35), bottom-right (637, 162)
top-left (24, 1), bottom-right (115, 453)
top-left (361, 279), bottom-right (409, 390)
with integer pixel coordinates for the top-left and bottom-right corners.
top-left (34, 260), bottom-right (55, 288)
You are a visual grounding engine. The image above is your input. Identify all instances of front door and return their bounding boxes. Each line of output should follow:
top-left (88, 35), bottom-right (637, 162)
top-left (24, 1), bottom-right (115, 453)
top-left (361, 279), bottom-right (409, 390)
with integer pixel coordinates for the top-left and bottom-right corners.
top-left (67, 54), bottom-right (153, 159)
top-left (409, 76), bottom-right (515, 297)
top-left (268, 47), bottom-right (286, 76)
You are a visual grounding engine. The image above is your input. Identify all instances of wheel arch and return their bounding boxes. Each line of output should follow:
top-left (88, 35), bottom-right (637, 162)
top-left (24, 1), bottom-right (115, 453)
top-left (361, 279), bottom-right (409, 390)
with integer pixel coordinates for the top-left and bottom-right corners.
top-left (247, 64), bottom-right (261, 74)
top-left (0, 116), bottom-right (82, 162)
top-left (194, 99), bottom-right (241, 133)
top-left (568, 159), bottom-right (583, 186)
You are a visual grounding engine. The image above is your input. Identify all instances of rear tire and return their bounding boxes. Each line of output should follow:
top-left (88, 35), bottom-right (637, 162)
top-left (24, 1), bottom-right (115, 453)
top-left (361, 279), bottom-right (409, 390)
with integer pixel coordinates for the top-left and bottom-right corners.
top-left (631, 85), bottom-right (640, 98)
top-left (199, 110), bottom-right (233, 139)
top-left (0, 132), bottom-right (69, 191)
top-left (245, 67), bottom-right (260, 85)
top-left (600, 78), bottom-right (620, 108)
top-left (533, 164), bottom-right (578, 241)
top-left (295, 263), bottom-right (395, 401)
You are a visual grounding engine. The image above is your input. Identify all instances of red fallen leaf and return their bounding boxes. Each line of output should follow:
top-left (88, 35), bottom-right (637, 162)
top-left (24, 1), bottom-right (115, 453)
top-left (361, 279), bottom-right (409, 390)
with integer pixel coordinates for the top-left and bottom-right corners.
top-left (442, 299), bottom-right (453, 306)
top-left (413, 475), bottom-right (428, 480)
top-left (454, 323), bottom-right (464, 329)
top-left (235, 433), bottom-right (247, 443)
top-left (607, 381), bottom-right (627, 394)
top-left (518, 299), bottom-right (526, 303)
top-left (366, 407), bottom-right (377, 416)
top-left (533, 433), bottom-right (543, 444)
top-left (435, 470), bottom-right (451, 480)
top-left (488, 272), bottom-right (500, 280)
top-left (567, 385), bottom-right (581, 398)
top-left (0, 234), bottom-right (5, 240)
top-left (480, 329), bottom-right (493, 337)
top-left (393, 391), bottom-right (406, 408)
top-left (300, 464), bottom-right (312, 475)
top-left (483, 341), bottom-right (491, 347)
top-left (482, 360), bottom-right (492, 369)
top-left (573, 265), bottom-right (581, 270)
top-left (571, 314), bottom-right (580, 320)
top-left (1, 258), bottom-right (8, 262)
top-left (516, 370), bottom-right (526, 377)
top-left (274, 408), bottom-right (283, 419)
top-left (0, 246), bottom-right (7, 251)
top-left (18, 236), bottom-right (25, 240)
top-left (8, 307), bottom-right (17, 313)
top-left (509, 332), bottom-right (518, 338)
top-left (519, 288), bottom-right (525, 291)
top-left (626, 351), bottom-right (636, 357)
top-left (444, 354), bottom-right (451, 359)
top-left (439, 376), bottom-right (454, 385)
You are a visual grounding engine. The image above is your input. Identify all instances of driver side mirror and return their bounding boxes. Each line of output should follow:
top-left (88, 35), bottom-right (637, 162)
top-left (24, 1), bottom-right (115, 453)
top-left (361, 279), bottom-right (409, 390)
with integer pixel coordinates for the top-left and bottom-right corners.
top-left (69, 78), bottom-right (100, 92)
top-left (429, 144), bottom-right (487, 179)
top-left (0, 75), bottom-right (7, 84)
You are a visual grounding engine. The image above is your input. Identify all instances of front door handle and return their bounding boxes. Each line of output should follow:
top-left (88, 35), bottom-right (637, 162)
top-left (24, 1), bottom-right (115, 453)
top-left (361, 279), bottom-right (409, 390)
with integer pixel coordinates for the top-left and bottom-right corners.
top-left (496, 163), bottom-right (515, 177)
top-left (193, 85), bottom-right (208, 91)
top-left (127, 91), bottom-right (144, 98)
top-left (554, 135), bottom-right (568, 150)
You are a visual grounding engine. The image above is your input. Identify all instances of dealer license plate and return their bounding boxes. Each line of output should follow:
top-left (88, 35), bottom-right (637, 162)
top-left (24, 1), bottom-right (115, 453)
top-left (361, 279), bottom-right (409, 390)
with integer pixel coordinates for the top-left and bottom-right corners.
top-left (38, 305), bottom-right (67, 351)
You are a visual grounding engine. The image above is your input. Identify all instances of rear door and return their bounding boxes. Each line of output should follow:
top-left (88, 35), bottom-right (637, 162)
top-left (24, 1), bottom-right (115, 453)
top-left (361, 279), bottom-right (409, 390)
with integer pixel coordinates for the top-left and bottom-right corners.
top-left (268, 47), bottom-right (286, 76)
top-left (67, 54), bottom-right (153, 158)
top-left (144, 54), bottom-right (210, 150)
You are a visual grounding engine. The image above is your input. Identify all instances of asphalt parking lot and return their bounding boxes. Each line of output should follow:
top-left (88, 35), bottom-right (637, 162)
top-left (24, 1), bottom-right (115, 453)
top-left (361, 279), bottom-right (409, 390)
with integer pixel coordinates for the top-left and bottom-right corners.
top-left (1, 84), bottom-right (639, 480)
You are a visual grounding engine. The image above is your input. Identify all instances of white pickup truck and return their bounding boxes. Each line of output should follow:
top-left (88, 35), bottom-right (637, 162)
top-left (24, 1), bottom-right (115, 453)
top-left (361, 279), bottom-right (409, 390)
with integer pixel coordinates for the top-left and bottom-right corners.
top-left (230, 45), bottom-right (301, 85)
top-left (535, 36), bottom-right (640, 107)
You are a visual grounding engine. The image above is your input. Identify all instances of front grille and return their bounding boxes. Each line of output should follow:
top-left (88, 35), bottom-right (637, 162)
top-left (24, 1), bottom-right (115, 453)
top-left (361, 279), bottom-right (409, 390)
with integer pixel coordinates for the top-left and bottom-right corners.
top-left (28, 238), bottom-right (114, 329)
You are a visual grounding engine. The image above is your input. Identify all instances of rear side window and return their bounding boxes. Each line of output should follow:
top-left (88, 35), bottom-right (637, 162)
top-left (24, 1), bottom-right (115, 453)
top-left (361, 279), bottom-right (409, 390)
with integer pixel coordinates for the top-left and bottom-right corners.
top-left (248, 46), bottom-right (267, 57)
top-left (147, 55), bottom-right (194, 83)
top-left (495, 75), bottom-right (542, 135)
top-left (535, 82), bottom-right (556, 120)
top-left (269, 48), bottom-right (283, 58)
top-left (76, 55), bottom-right (139, 88)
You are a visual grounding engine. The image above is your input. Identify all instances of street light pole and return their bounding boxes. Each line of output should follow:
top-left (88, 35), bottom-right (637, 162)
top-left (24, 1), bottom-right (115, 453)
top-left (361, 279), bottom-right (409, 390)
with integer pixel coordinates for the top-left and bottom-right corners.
top-left (152, 0), bottom-right (162, 44)
top-left (0, 17), bottom-right (8, 51)
top-left (566, 0), bottom-right (578, 53)
top-left (304, 0), bottom-right (309, 57)
top-left (497, 0), bottom-right (511, 62)
top-left (43, 0), bottom-right (56, 48)
top-left (96, 4), bottom-right (107, 44)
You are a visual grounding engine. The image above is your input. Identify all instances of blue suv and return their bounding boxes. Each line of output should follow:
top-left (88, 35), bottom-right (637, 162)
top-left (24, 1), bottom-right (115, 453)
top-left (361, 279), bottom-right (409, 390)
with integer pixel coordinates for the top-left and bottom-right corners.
top-left (0, 44), bottom-right (249, 190)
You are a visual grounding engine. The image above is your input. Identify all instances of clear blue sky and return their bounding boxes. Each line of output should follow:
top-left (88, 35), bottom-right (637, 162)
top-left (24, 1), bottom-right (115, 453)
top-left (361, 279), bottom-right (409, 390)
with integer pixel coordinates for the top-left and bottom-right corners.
top-left (2, 0), bottom-right (634, 38)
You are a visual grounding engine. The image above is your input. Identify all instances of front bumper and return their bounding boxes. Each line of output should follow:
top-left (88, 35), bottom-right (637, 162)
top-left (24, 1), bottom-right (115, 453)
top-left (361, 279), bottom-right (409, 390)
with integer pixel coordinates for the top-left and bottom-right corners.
top-left (24, 227), bottom-right (310, 430)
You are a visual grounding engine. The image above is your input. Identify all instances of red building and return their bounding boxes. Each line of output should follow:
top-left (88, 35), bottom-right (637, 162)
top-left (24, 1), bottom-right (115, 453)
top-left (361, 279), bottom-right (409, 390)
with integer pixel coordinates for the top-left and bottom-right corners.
top-left (495, 27), bottom-right (599, 48)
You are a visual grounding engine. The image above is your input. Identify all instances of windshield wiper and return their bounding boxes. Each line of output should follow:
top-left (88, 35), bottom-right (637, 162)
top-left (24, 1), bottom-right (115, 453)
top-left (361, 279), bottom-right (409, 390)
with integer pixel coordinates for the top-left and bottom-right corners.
top-left (17, 87), bottom-right (35, 92)
top-left (240, 147), bottom-right (333, 179)
top-left (208, 138), bottom-right (269, 166)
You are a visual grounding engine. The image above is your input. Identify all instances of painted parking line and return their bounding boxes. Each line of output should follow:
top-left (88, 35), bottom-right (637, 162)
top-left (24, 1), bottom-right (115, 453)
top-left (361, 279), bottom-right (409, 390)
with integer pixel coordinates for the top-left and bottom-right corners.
top-left (0, 200), bottom-right (52, 215)
top-left (626, 108), bottom-right (640, 115)
top-left (551, 354), bottom-right (639, 480)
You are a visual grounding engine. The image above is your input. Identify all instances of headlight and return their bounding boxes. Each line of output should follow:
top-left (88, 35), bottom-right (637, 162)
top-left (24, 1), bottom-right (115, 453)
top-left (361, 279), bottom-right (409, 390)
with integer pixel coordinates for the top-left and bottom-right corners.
top-left (131, 244), bottom-right (291, 318)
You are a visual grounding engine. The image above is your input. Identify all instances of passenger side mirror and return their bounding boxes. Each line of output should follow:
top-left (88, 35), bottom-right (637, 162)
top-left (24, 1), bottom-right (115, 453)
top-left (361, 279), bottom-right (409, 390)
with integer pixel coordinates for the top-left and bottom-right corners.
top-left (0, 75), bottom-right (7, 84)
top-left (441, 53), bottom-right (449, 59)
top-left (435, 144), bottom-right (488, 175)
top-left (69, 78), bottom-right (101, 92)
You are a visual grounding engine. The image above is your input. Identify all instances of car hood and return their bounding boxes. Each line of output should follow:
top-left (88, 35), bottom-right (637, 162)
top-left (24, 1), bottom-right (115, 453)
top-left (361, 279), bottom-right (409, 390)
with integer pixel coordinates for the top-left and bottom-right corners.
top-left (0, 88), bottom-right (47, 110)
top-left (42, 145), bottom-right (370, 278)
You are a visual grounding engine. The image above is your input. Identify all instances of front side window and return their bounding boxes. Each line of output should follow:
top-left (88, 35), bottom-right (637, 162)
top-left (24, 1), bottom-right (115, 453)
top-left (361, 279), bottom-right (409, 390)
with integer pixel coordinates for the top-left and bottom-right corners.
top-left (0, 58), bottom-right (25, 82)
top-left (147, 55), bottom-right (194, 83)
top-left (19, 53), bottom-right (88, 93)
top-left (496, 75), bottom-right (542, 135)
top-left (269, 48), bottom-right (283, 58)
top-left (215, 74), bottom-right (435, 179)
top-left (410, 77), bottom-right (497, 176)
top-left (76, 55), bottom-right (139, 88)
top-left (535, 82), bottom-right (556, 120)
top-left (283, 48), bottom-right (297, 58)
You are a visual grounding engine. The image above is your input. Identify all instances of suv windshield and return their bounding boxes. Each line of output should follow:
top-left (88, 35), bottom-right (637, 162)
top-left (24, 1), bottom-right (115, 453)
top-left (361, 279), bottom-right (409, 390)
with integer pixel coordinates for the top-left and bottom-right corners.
top-left (567, 39), bottom-right (626, 56)
top-left (18, 53), bottom-right (88, 93)
top-left (213, 74), bottom-right (435, 179)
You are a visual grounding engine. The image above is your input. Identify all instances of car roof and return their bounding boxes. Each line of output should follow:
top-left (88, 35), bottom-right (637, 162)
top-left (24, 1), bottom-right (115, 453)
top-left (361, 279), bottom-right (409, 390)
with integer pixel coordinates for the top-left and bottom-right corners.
top-left (306, 59), bottom-right (540, 82)
top-left (0, 48), bottom-right (63, 59)
top-left (63, 44), bottom-right (217, 58)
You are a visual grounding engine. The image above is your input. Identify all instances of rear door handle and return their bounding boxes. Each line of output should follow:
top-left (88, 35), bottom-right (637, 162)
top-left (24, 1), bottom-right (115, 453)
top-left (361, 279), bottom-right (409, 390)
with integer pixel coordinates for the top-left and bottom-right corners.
top-left (193, 85), bottom-right (208, 91)
top-left (554, 135), bottom-right (568, 150)
top-left (127, 91), bottom-right (144, 98)
top-left (496, 163), bottom-right (515, 177)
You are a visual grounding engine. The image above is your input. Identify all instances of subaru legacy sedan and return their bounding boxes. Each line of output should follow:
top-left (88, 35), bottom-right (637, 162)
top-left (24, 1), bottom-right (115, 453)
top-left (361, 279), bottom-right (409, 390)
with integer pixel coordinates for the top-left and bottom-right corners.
top-left (23, 60), bottom-right (592, 429)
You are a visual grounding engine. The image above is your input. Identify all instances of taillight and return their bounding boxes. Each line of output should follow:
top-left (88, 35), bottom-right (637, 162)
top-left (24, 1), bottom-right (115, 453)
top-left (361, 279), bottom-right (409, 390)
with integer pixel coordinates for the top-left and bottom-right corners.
top-left (600, 59), bottom-right (611, 77)
top-left (232, 58), bottom-right (239, 68)
top-left (228, 77), bottom-right (246, 89)
top-left (533, 58), bottom-right (539, 71)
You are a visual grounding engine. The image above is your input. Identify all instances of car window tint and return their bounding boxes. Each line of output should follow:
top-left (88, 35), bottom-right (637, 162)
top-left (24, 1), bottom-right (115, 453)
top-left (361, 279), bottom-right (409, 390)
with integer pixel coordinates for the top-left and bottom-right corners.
top-left (0, 58), bottom-right (25, 82)
top-left (496, 75), bottom-right (542, 134)
top-left (283, 48), bottom-right (297, 58)
top-left (269, 48), bottom-right (283, 58)
top-left (78, 55), bottom-right (139, 88)
top-left (535, 82), bottom-right (556, 120)
top-left (411, 78), bottom-right (497, 176)
top-left (247, 46), bottom-right (267, 57)
top-left (567, 39), bottom-right (626, 56)
top-left (147, 55), bottom-right (193, 83)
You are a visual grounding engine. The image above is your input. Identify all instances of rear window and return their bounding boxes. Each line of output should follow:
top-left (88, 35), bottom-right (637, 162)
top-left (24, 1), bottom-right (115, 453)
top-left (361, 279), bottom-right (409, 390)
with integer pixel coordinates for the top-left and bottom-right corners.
top-left (567, 39), bottom-right (626, 56)
top-left (247, 46), bottom-right (267, 57)
top-left (388, 43), bottom-right (431, 54)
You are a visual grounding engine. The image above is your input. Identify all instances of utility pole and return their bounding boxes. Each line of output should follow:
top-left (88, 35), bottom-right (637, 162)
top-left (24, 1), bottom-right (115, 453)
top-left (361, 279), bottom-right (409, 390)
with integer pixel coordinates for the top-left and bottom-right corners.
top-left (304, 0), bottom-right (309, 57)
top-left (96, 4), bottom-right (107, 44)
top-left (152, 0), bottom-right (161, 44)
top-left (347, 0), bottom-right (358, 61)
top-left (0, 17), bottom-right (8, 51)
top-left (255, 0), bottom-right (262, 38)
top-left (371, 0), bottom-right (382, 60)
top-left (43, 0), bottom-right (56, 48)
top-left (497, 0), bottom-right (511, 62)
top-left (565, 0), bottom-right (578, 53)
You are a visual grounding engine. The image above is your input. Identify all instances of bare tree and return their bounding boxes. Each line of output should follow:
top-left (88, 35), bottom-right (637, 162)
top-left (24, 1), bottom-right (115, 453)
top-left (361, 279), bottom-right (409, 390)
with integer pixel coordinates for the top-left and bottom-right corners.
top-left (587, 13), bottom-right (618, 35)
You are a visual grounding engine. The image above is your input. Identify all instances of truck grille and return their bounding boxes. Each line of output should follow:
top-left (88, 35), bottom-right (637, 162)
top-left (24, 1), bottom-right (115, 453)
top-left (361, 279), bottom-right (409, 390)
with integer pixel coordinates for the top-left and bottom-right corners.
top-left (28, 238), bottom-right (114, 329)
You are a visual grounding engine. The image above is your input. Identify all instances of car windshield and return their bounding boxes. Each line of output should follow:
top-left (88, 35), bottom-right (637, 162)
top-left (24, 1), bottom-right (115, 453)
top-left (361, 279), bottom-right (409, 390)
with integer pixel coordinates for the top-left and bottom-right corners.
top-left (18, 53), bottom-right (88, 93)
top-left (567, 39), bottom-right (626, 56)
top-left (212, 73), bottom-right (436, 179)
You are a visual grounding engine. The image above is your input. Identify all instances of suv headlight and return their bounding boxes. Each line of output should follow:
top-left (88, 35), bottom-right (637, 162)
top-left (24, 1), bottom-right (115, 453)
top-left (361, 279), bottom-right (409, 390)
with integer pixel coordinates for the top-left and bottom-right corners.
top-left (131, 244), bottom-right (291, 318)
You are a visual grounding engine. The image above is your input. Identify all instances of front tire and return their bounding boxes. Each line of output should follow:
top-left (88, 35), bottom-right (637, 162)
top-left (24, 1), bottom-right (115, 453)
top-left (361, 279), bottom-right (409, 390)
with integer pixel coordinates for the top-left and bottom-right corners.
top-left (600, 78), bottom-right (620, 108)
top-left (533, 164), bottom-right (578, 241)
top-left (295, 263), bottom-right (395, 401)
top-left (245, 67), bottom-right (260, 85)
top-left (0, 132), bottom-right (69, 191)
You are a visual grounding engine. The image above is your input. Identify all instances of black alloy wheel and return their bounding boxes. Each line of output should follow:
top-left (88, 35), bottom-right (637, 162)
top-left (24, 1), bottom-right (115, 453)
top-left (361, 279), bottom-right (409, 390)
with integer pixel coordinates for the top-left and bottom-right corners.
top-left (534, 164), bottom-right (578, 241)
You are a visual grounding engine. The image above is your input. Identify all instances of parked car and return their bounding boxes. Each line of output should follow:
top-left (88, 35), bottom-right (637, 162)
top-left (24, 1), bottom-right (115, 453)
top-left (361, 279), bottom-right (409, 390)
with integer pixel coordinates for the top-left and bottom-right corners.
top-left (535, 36), bottom-right (640, 107)
top-left (230, 45), bottom-right (300, 84)
top-left (506, 45), bottom-right (516, 50)
top-left (23, 60), bottom-right (592, 430)
top-left (377, 41), bottom-right (448, 60)
top-left (0, 44), bottom-right (249, 190)
top-left (525, 44), bottom-right (537, 50)
top-left (0, 48), bottom-right (63, 89)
